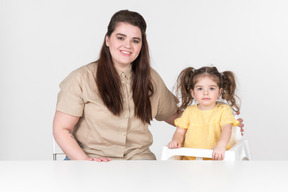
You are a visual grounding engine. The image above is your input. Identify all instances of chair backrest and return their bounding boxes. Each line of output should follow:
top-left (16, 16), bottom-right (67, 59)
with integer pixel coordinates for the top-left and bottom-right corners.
top-left (230, 125), bottom-right (242, 146)
top-left (52, 138), bottom-right (66, 160)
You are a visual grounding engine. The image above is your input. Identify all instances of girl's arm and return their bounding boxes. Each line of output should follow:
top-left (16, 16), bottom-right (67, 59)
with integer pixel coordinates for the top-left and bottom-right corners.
top-left (212, 123), bottom-right (232, 160)
top-left (168, 127), bottom-right (187, 148)
top-left (53, 111), bottom-right (110, 161)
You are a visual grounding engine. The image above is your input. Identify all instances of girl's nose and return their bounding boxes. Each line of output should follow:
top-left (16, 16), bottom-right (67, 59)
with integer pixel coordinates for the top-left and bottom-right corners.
top-left (203, 89), bottom-right (209, 95)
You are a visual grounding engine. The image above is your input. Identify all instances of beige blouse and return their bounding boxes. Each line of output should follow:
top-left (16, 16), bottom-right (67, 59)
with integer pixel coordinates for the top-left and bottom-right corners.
top-left (56, 62), bottom-right (178, 160)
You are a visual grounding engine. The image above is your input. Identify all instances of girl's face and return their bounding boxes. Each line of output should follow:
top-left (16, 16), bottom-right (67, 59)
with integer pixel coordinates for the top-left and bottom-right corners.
top-left (191, 75), bottom-right (222, 111)
top-left (106, 22), bottom-right (142, 71)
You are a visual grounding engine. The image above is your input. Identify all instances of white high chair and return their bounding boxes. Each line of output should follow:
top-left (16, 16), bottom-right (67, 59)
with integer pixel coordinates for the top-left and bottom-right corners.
top-left (161, 125), bottom-right (252, 161)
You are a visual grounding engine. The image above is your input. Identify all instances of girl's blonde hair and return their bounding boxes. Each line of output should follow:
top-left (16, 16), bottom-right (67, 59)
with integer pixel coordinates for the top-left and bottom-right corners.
top-left (175, 66), bottom-right (240, 113)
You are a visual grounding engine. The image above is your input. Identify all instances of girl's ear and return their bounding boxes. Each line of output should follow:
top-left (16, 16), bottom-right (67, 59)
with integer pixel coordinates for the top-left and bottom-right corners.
top-left (219, 88), bottom-right (223, 98)
top-left (190, 89), bottom-right (195, 98)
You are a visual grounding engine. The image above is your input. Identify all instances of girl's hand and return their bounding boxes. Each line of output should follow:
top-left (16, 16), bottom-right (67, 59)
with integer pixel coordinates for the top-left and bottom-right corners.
top-left (168, 127), bottom-right (186, 149)
top-left (86, 157), bottom-right (111, 162)
top-left (168, 140), bottom-right (182, 149)
top-left (212, 145), bottom-right (226, 160)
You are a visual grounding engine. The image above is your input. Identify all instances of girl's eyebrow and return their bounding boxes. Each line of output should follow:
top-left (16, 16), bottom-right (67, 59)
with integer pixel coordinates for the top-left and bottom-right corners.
top-left (195, 85), bottom-right (217, 87)
top-left (116, 33), bottom-right (141, 40)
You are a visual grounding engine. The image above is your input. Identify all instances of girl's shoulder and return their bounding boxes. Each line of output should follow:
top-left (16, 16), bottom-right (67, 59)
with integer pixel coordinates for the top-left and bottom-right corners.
top-left (216, 102), bottom-right (233, 112)
top-left (184, 105), bottom-right (198, 112)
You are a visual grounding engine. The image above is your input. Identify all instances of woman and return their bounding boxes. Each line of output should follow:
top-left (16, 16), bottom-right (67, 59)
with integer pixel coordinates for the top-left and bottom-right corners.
top-left (53, 10), bottom-right (179, 161)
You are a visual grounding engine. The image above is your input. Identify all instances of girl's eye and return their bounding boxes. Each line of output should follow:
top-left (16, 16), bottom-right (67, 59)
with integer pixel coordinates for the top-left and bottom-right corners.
top-left (197, 88), bottom-right (202, 91)
top-left (210, 88), bottom-right (215, 90)
top-left (117, 37), bottom-right (124, 40)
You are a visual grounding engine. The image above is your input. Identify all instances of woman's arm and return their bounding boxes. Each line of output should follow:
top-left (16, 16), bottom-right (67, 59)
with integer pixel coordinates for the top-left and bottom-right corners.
top-left (212, 123), bottom-right (232, 160)
top-left (164, 111), bottom-right (183, 126)
top-left (53, 111), bottom-right (90, 160)
top-left (53, 111), bottom-right (111, 161)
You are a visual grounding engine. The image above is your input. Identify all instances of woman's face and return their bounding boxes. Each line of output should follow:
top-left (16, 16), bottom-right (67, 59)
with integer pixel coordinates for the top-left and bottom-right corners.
top-left (106, 22), bottom-right (142, 71)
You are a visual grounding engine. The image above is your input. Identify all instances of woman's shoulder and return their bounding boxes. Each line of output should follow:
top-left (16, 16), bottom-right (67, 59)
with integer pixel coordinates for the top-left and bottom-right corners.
top-left (67, 62), bottom-right (97, 79)
top-left (60, 62), bottom-right (97, 87)
top-left (150, 67), bottom-right (162, 80)
top-left (75, 62), bottom-right (97, 75)
top-left (149, 67), bottom-right (167, 90)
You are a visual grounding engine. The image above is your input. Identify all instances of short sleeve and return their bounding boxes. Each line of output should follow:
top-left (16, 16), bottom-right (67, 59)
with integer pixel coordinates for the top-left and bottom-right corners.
top-left (174, 107), bottom-right (191, 129)
top-left (56, 69), bottom-right (85, 117)
top-left (220, 105), bottom-right (240, 127)
top-left (151, 69), bottom-right (179, 121)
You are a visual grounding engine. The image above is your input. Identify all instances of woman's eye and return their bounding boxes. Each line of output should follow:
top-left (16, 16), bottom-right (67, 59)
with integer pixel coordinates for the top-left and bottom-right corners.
top-left (197, 88), bottom-right (202, 91)
top-left (117, 37), bottom-right (124, 40)
top-left (210, 88), bottom-right (215, 90)
top-left (133, 40), bottom-right (140, 44)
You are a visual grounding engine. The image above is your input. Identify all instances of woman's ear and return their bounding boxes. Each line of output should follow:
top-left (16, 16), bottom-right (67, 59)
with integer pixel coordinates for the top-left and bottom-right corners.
top-left (105, 35), bottom-right (109, 47)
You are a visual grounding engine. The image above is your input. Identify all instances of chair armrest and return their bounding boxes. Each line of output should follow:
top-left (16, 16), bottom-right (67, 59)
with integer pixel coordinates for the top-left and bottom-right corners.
top-left (161, 146), bottom-right (236, 160)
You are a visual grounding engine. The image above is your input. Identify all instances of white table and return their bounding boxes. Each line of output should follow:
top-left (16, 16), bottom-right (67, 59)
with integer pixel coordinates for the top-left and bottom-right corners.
top-left (0, 160), bottom-right (287, 192)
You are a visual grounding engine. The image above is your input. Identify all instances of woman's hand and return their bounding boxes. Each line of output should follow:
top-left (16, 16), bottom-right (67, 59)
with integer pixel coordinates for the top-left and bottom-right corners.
top-left (236, 111), bottom-right (244, 136)
top-left (87, 157), bottom-right (111, 162)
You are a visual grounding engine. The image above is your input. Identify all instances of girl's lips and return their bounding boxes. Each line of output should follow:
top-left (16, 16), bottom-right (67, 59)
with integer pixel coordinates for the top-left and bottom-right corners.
top-left (202, 98), bottom-right (211, 100)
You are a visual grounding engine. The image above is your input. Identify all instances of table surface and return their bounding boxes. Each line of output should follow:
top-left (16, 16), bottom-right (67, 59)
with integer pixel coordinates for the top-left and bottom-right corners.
top-left (0, 160), bottom-right (287, 192)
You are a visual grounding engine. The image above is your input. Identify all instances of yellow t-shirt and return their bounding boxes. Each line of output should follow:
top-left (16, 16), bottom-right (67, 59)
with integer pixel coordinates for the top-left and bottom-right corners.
top-left (174, 103), bottom-right (240, 160)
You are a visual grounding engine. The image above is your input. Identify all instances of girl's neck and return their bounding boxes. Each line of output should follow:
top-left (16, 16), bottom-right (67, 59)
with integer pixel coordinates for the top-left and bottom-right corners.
top-left (197, 102), bottom-right (217, 111)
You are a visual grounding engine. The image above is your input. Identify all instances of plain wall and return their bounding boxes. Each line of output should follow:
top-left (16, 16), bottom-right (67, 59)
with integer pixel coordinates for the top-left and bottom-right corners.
top-left (1, 0), bottom-right (287, 160)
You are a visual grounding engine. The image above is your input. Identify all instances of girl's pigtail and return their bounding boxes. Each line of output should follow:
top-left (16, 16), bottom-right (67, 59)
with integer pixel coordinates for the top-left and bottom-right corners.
top-left (221, 71), bottom-right (240, 112)
top-left (176, 67), bottom-right (195, 113)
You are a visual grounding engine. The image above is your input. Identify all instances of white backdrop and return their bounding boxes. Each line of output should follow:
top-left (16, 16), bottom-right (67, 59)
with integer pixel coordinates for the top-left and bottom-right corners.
top-left (1, 0), bottom-right (287, 160)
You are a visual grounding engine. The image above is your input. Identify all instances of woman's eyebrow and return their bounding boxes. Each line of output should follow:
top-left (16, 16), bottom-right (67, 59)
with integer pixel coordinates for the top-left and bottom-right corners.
top-left (116, 33), bottom-right (126, 37)
top-left (116, 33), bottom-right (141, 40)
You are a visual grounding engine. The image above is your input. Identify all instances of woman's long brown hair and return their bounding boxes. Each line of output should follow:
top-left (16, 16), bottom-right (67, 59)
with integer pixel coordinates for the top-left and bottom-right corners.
top-left (96, 10), bottom-right (153, 124)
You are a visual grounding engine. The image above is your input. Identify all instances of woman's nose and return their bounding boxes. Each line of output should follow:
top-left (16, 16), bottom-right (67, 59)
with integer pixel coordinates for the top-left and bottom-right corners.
top-left (124, 40), bottom-right (131, 48)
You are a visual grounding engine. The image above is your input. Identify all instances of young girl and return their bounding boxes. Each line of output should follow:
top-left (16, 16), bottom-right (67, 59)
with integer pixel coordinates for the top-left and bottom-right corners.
top-left (168, 66), bottom-right (240, 160)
